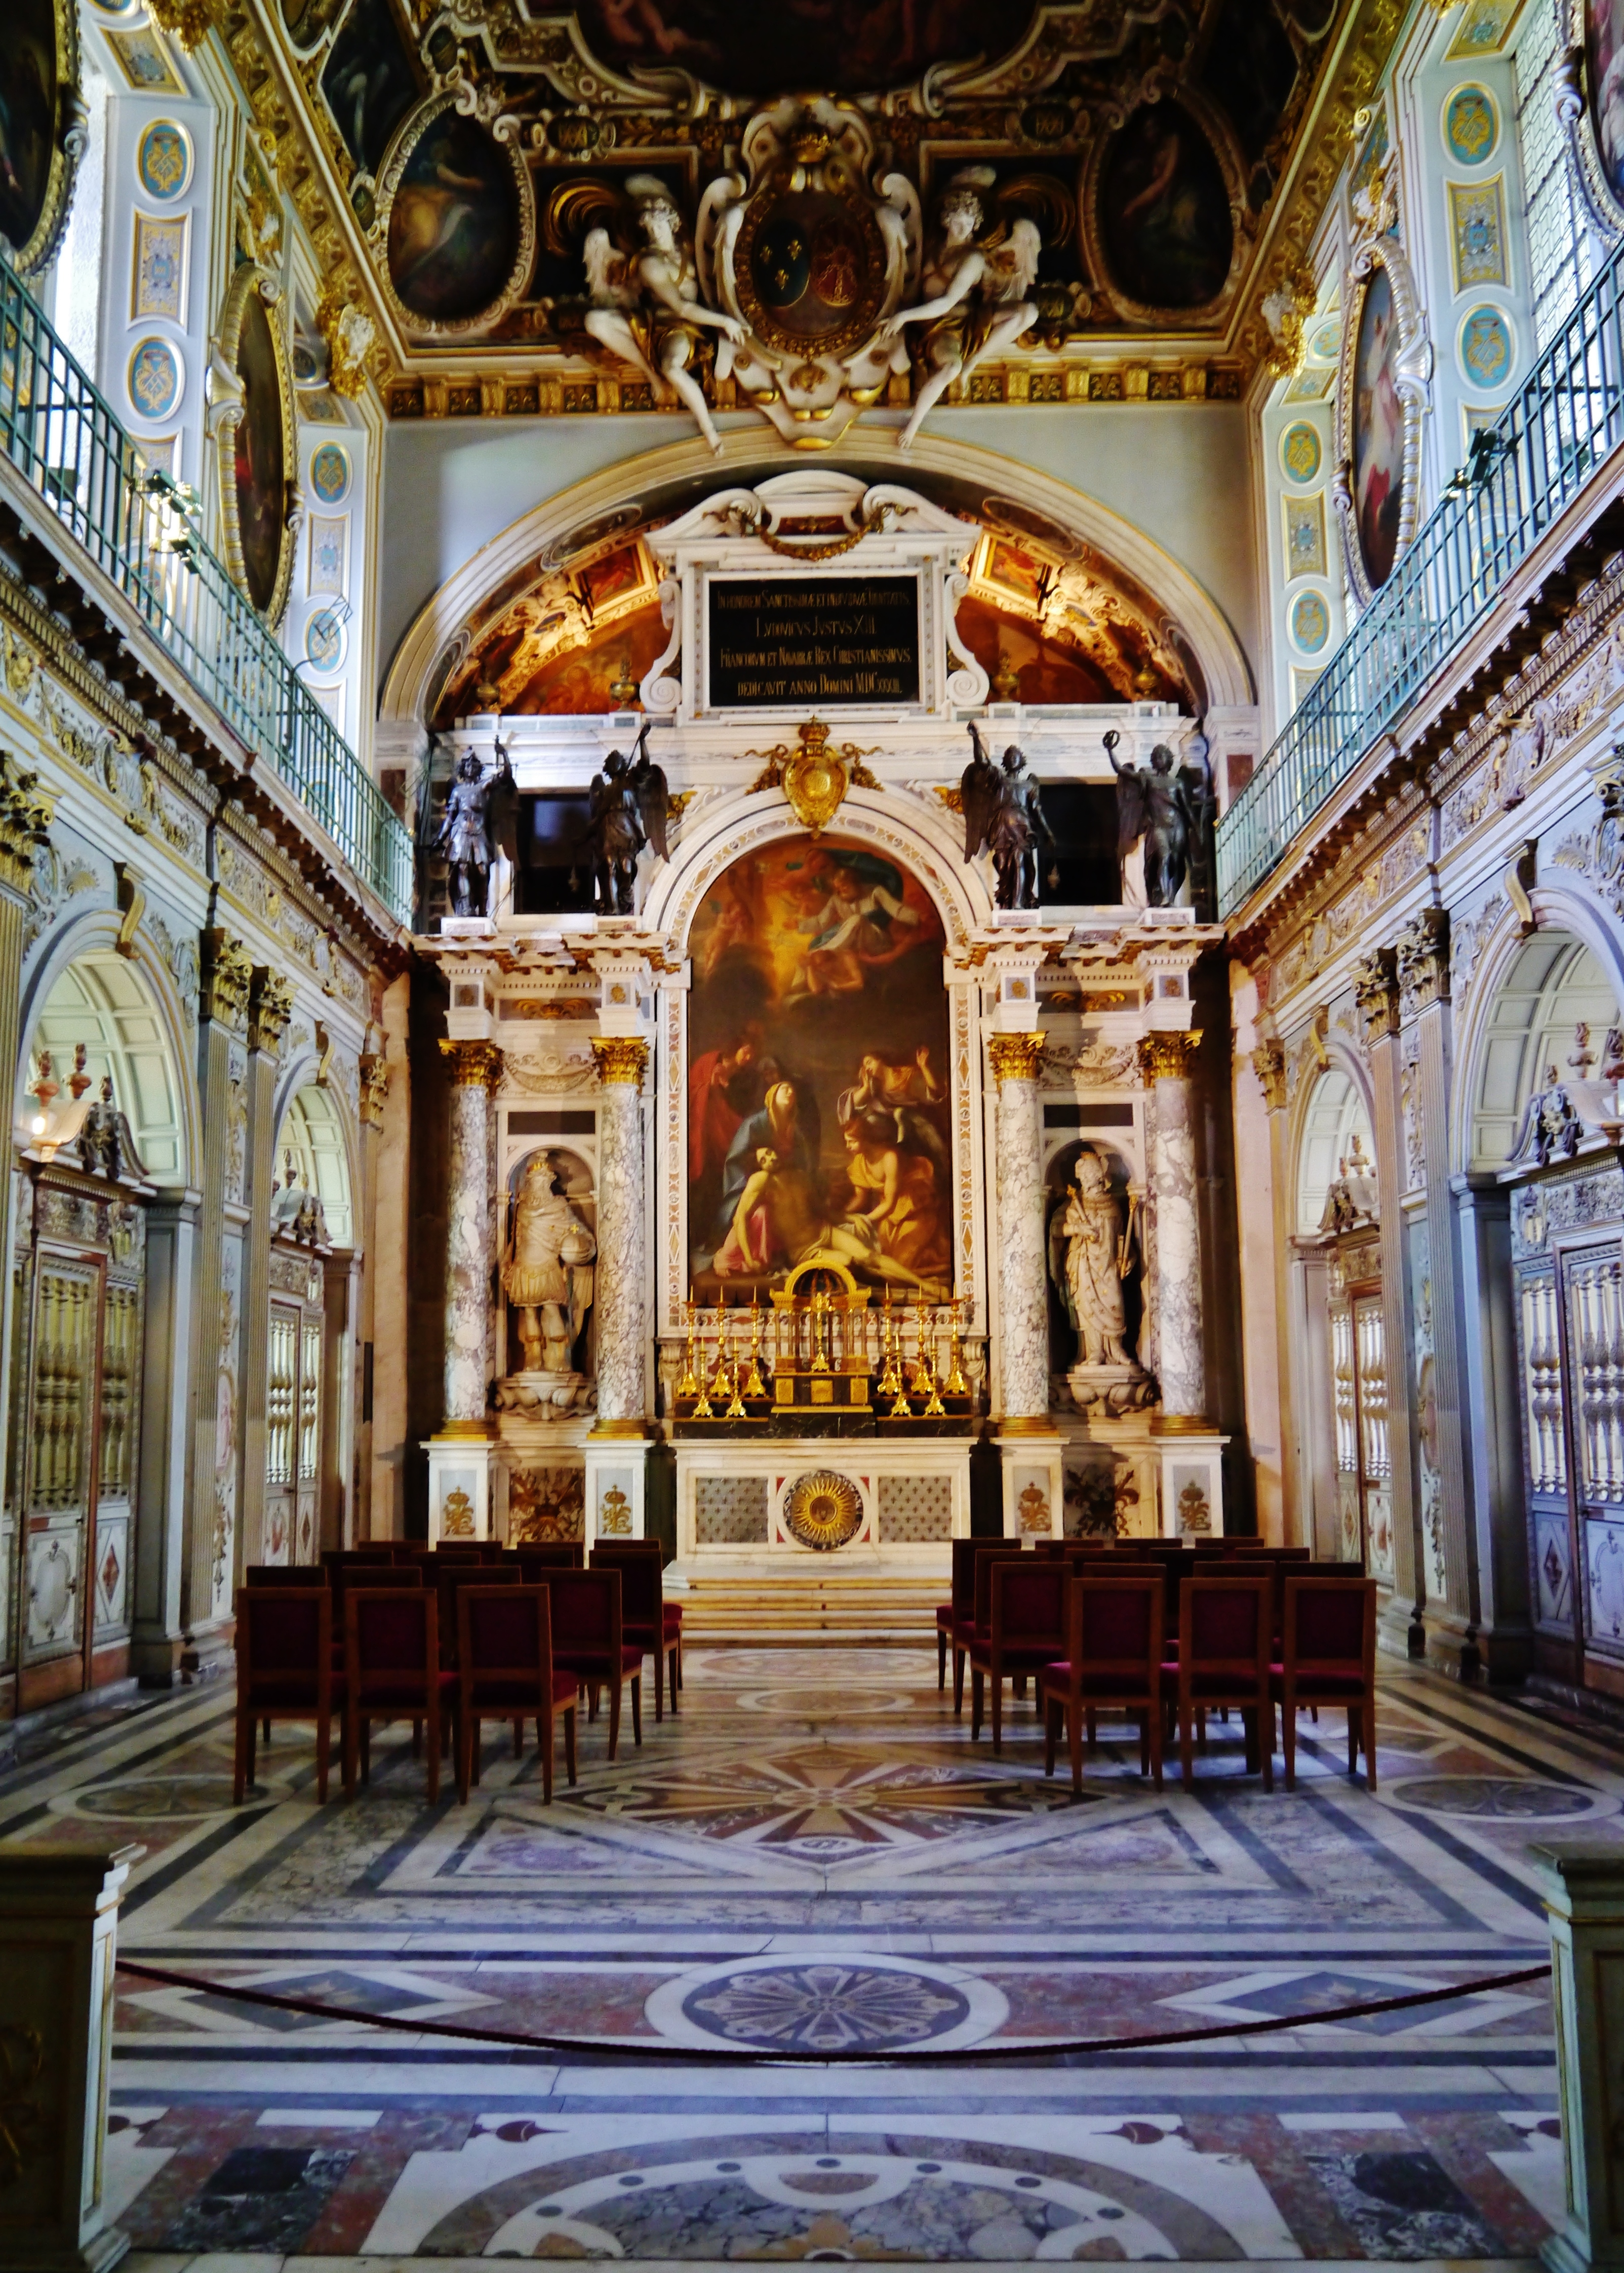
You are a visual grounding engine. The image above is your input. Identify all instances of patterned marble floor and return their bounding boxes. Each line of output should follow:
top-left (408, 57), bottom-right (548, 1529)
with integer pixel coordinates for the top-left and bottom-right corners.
top-left (5, 1642), bottom-right (1608, 2264)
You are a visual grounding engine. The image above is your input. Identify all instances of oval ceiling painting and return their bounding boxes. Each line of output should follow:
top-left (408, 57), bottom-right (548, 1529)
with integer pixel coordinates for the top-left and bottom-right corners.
top-left (1, 0), bottom-right (71, 273)
top-left (575, 0), bottom-right (1034, 98)
top-left (234, 284), bottom-right (290, 617)
top-left (1587, 0), bottom-right (1624, 202)
top-left (384, 101), bottom-right (526, 330)
top-left (1098, 102), bottom-right (1234, 311)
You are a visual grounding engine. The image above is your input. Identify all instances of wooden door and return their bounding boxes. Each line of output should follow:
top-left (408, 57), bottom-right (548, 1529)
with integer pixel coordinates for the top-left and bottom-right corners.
top-left (264, 1298), bottom-right (300, 1565)
top-left (296, 1313), bottom-right (322, 1563)
top-left (1327, 1267), bottom-right (1389, 1576)
top-left (1561, 1240), bottom-right (1624, 1694)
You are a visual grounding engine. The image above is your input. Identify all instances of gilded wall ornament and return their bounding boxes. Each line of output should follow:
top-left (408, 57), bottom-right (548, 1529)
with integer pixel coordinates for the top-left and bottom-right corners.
top-left (783, 1467), bottom-right (862, 1550)
top-left (1, 0), bottom-right (87, 278)
top-left (1333, 153), bottom-right (1433, 607)
top-left (744, 716), bottom-right (880, 836)
top-left (209, 263), bottom-right (300, 625)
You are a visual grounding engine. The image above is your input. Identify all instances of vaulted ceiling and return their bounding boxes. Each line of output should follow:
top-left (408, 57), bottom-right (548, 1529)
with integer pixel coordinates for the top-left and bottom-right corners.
top-left (222, 0), bottom-right (1404, 424)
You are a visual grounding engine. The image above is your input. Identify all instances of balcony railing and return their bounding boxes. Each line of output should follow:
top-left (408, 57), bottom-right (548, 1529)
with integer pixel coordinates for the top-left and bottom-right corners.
top-left (1217, 246), bottom-right (1624, 918)
top-left (0, 256), bottom-right (412, 925)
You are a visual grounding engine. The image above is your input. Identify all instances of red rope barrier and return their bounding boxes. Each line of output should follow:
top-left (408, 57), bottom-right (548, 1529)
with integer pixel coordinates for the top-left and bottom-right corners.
top-left (114, 1957), bottom-right (1553, 2069)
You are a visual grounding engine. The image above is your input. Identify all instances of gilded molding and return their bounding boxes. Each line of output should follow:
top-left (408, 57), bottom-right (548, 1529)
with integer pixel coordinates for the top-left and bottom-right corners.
top-left (0, 755), bottom-right (57, 900)
top-left (201, 928), bottom-right (254, 1030)
top-left (986, 1032), bottom-right (1046, 1084)
top-left (591, 1036), bottom-right (649, 1086)
top-left (1251, 1040), bottom-right (1288, 1112)
top-left (358, 1050), bottom-right (389, 1125)
top-left (1137, 1030), bottom-right (1202, 1083)
top-left (1352, 946), bottom-right (1399, 1045)
top-left (1395, 906), bottom-right (1450, 1017)
top-left (441, 1038), bottom-right (504, 1087)
top-left (247, 966), bottom-right (296, 1053)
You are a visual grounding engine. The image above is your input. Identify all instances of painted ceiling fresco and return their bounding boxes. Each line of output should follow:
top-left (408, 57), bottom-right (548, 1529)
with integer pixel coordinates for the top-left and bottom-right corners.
top-left (253, 0), bottom-right (1368, 413)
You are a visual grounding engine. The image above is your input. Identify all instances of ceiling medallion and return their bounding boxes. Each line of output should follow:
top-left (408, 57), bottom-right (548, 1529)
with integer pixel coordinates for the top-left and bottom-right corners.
top-left (783, 1468), bottom-right (863, 1551)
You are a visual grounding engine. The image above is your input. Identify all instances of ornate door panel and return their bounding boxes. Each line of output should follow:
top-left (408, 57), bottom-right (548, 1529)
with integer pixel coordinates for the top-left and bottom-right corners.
top-left (19, 1246), bottom-right (105, 1709)
top-left (264, 1300), bottom-right (299, 1566)
top-left (296, 1316), bottom-right (322, 1564)
top-left (264, 1244), bottom-right (326, 1567)
top-left (1563, 1242), bottom-right (1624, 1678)
top-left (1354, 1293), bottom-right (1392, 1579)
top-left (1517, 1258), bottom-right (1574, 1648)
top-left (91, 1211), bottom-right (144, 1672)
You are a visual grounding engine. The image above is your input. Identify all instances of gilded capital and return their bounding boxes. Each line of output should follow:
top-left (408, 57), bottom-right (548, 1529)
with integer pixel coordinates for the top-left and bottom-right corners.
top-left (986, 1032), bottom-right (1046, 1084)
top-left (201, 928), bottom-right (254, 1031)
top-left (0, 751), bottom-right (55, 898)
top-left (1395, 905), bottom-right (1450, 1016)
top-left (359, 1051), bottom-right (389, 1126)
top-left (248, 967), bottom-right (295, 1053)
top-left (1137, 1029), bottom-right (1202, 1083)
top-left (1251, 1039), bottom-right (1287, 1112)
top-left (1352, 946), bottom-right (1400, 1043)
top-left (591, 1035), bottom-right (650, 1086)
top-left (440, 1038), bottom-right (503, 1087)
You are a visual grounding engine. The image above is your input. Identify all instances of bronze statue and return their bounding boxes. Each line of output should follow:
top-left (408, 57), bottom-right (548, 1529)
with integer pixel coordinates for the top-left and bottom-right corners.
top-left (1179, 723), bottom-right (1218, 921)
top-left (584, 721), bottom-right (669, 915)
top-left (960, 722), bottom-right (1052, 908)
top-left (432, 742), bottom-right (517, 919)
top-left (1106, 731), bottom-right (1190, 908)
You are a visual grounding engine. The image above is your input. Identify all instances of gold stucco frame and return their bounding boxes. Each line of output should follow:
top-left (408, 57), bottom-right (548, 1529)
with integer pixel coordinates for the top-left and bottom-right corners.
top-left (371, 90), bottom-right (535, 342)
top-left (8, 0), bottom-right (86, 277)
top-left (213, 262), bottom-right (298, 628)
top-left (1332, 227), bottom-right (1432, 611)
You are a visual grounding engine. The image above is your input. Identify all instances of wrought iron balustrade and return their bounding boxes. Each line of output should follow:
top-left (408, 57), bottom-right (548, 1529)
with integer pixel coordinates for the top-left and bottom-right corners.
top-left (0, 256), bottom-right (412, 924)
top-left (1216, 248), bottom-right (1624, 917)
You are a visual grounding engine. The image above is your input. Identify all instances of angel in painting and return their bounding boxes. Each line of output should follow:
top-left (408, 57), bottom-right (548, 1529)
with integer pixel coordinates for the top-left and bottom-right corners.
top-left (875, 169), bottom-right (1041, 450)
top-left (583, 176), bottom-right (747, 455)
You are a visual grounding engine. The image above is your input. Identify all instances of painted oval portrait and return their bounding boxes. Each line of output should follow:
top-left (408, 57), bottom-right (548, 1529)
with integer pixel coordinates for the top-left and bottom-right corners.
top-left (1098, 102), bottom-right (1233, 311)
top-left (386, 108), bottom-right (521, 326)
top-left (234, 287), bottom-right (287, 616)
top-left (1589, 0), bottom-right (1624, 202)
top-left (1351, 263), bottom-right (1406, 591)
top-left (0, 0), bottom-right (60, 262)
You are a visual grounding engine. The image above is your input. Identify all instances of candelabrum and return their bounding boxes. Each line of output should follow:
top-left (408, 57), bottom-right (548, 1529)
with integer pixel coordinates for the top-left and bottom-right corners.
top-left (877, 1289), bottom-right (903, 1399)
top-left (676, 1293), bottom-right (700, 1402)
top-left (921, 1315), bottom-right (947, 1417)
top-left (742, 1294), bottom-right (768, 1400)
top-left (943, 1295), bottom-right (969, 1398)
top-left (692, 1310), bottom-right (715, 1419)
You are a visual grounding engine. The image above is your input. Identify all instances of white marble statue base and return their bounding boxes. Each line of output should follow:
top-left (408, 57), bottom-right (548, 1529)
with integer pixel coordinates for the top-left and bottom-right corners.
top-left (996, 1428), bottom-right (1064, 1540)
top-left (1064, 1363), bottom-right (1156, 1416)
top-left (423, 1434), bottom-right (497, 1542)
top-left (495, 1369), bottom-right (592, 1414)
top-left (585, 1435), bottom-right (647, 1540)
top-left (1154, 1429), bottom-right (1227, 1538)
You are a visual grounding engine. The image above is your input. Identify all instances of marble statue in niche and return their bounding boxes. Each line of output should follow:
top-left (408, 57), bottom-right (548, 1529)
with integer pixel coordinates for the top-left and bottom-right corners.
top-left (501, 1151), bottom-right (596, 1380)
top-left (1048, 1145), bottom-right (1154, 1412)
top-left (960, 722), bottom-right (1052, 908)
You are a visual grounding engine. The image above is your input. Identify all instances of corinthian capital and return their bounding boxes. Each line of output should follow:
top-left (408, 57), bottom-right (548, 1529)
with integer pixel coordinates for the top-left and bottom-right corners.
top-left (201, 928), bottom-right (254, 1031)
top-left (248, 967), bottom-right (295, 1053)
top-left (1251, 1039), bottom-right (1287, 1111)
top-left (1396, 905), bottom-right (1450, 1017)
top-left (986, 1032), bottom-right (1047, 1084)
top-left (1352, 946), bottom-right (1399, 1044)
top-left (1137, 1030), bottom-right (1202, 1083)
top-left (590, 1036), bottom-right (649, 1086)
top-left (440, 1038), bottom-right (503, 1087)
top-left (0, 751), bottom-right (55, 898)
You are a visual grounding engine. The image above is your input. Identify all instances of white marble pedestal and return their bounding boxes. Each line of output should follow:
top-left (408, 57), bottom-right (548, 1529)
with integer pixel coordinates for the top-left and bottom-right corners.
top-left (424, 1433), bottom-right (496, 1542)
top-left (1154, 1426), bottom-right (1227, 1538)
top-left (997, 1427), bottom-right (1065, 1540)
top-left (585, 1432), bottom-right (646, 1541)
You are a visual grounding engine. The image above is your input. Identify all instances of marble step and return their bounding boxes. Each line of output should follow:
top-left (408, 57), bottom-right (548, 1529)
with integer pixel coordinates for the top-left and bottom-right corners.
top-left (675, 1571), bottom-right (945, 1647)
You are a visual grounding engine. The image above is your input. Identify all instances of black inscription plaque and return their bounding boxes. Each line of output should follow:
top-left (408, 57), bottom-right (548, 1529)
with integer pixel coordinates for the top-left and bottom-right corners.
top-left (707, 576), bottom-right (921, 707)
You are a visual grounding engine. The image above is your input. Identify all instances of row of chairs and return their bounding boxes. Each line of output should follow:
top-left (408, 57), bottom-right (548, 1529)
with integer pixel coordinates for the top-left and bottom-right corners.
top-left (232, 1540), bottom-right (679, 1807)
top-left (935, 1538), bottom-right (1376, 1793)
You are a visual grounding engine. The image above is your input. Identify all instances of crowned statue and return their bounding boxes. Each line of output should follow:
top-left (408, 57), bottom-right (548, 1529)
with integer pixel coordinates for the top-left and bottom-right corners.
top-left (1048, 1147), bottom-right (1152, 1411)
top-left (501, 1153), bottom-right (597, 1394)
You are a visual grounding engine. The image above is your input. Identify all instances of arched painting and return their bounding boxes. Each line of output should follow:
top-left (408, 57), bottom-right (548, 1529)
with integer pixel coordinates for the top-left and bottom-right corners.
top-left (234, 285), bottom-right (288, 616)
top-left (385, 102), bottom-right (525, 329)
top-left (1351, 262), bottom-right (1405, 591)
top-left (1098, 103), bottom-right (1233, 311)
top-left (1588, 0), bottom-right (1624, 202)
top-left (687, 836), bottom-right (952, 1301)
top-left (1, 0), bottom-right (76, 274)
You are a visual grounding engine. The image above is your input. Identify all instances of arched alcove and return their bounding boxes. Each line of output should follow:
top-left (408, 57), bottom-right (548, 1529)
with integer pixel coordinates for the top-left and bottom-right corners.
top-left (23, 948), bottom-right (188, 1183)
top-left (1295, 1064), bottom-right (1374, 1235)
top-left (276, 1084), bottom-right (355, 1248)
top-left (1469, 934), bottom-right (1621, 1170)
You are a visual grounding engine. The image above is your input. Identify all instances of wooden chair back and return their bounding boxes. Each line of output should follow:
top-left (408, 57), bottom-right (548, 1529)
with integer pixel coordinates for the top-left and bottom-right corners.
top-left (438, 1562), bottom-right (519, 1664)
top-left (237, 1586), bottom-right (330, 1701)
top-left (1283, 1575), bottom-right (1376, 1681)
top-left (988, 1559), bottom-right (1067, 1656)
top-left (547, 1567), bottom-right (623, 1663)
top-left (971, 1546), bottom-right (1028, 1630)
top-left (1179, 1574), bottom-right (1271, 1685)
top-left (246, 1564), bottom-right (327, 1586)
top-left (1069, 1571), bottom-right (1164, 1687)
top-left (516, 1543), bottom-right (585, 1574)
top-left (459, 1583), bottom-right (552, 1697)
top-left (346, 1586), bottom-right (438, 1700)
top-left (592, 1546), bottom-right (660, 1626)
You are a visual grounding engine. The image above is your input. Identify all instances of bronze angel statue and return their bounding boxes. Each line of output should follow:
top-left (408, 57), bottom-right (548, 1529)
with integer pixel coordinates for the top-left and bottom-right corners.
top-left (959, 722), bottom-right (1052, 909)
top-left (582, 176), bottom-right (746, 456)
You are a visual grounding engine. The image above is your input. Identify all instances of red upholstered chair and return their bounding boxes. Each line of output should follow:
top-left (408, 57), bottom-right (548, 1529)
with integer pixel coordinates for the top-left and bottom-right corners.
top-left (390, 1542), bottom-right (434, 1565)
top-left (936, 1539), bottom-right (976, 1692)
top-left (233, 1587), bottom-right (340, 1803)
top-left (343, 1587), bottom-right (455, 1801)
top-left (1171, 1574), bottom-right (1273, 1791)
top-left (1274, 1576), bottom-right (1378, 1790)
top-left (969, 1559), bottom-right (1067, 1754)
top-left (437, 1561), bottom-right (519, 1668)
top-left (548, 1568), bottom-right (643, 1759)
top-left (456, 1584), bottom-right (578, 1803)
top-left (247, 1564), bottom-right (327, 1585)
top-left (1040, 1571), bottom-right (1165, 1794)
top-left (516, 1544), bottom-right (586, 1575)
top-left (434, 1542), bottom-right (483, 1562)
top-left (592, 1544), bottom-right (680, 1716)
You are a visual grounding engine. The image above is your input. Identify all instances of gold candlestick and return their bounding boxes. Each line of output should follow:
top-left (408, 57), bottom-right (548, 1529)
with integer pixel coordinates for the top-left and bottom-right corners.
top-left (743, 1293), bottom-right (768, 1400)
top-left (878, 1287), bottom-right (902, 1398)
top-left (723, 1312), bottom-right (747, 1418)
top-left (692, 1313), bottom-right (715, 1417)
top-left (708, 1300), bottom-right (731, 1399)
top-left (944, 1293), bottom-right (969, 1398)
top-left (906, 1305), bottom-right (931, 1394)
top-left (921, 1315), bottom-right (947, 1416)
top-left (809, 1285), bottom-right (831, 1373)
top-left (676, 1291), bottom-right (700, 1402)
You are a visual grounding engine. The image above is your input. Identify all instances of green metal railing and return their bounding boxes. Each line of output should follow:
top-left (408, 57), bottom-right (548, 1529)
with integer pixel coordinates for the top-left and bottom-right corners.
top-left (0, 255), bottom-right (413, 924)
top-left (1217, 244), bottom-right (1624, 916)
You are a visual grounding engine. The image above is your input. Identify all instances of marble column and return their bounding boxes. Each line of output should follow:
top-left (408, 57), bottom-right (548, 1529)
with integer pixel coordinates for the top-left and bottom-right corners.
top-left (439, 1039), bottom-right (502, 1429)
top-left (590, 1036), bottom-right (650, 1433)
top-left (354, 1047), bottom-right (389, 1540)
top-left (131, 1192), bottom-right (197, 1687)
top-left (1396, 907), bottom-right (1480, 1676)
top-left (235, 968), bottom-right (294, 1572)
top-left (1453, 1173), bottom-right (1532, 1680)
top-left (1251, 1039), bottom-right (1300, 1542)
top-left (987, 1033), bottom-right (1048, 1422)
top-left (1138, 1031), bottom-right (1206, 1422)
top-left (183, 928), bottom-right (252, 1676)
top-left (1354, 947), bottom-right (1424, 1655)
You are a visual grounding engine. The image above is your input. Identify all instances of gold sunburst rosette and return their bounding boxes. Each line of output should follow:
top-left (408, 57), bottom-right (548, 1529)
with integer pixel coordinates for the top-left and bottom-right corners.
top-left (783, 1468), bottom-right (863, 1551)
